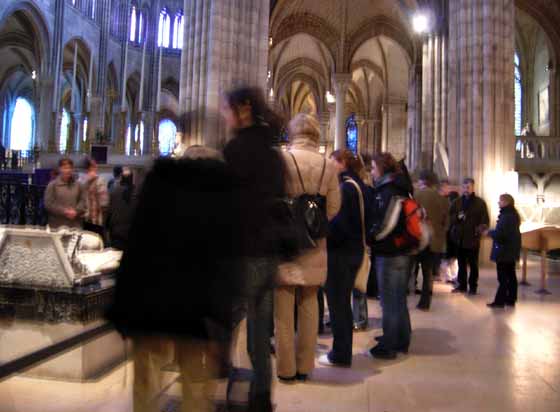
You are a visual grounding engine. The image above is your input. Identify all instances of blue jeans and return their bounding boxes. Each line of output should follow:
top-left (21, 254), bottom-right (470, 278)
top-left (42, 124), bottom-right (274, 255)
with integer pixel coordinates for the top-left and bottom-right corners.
top-left (376, 255), bottom-right (411, 351)
top-left (245, 258), bottom-right (275, 405)
top-left (352, 289), bottom-right (368, 328)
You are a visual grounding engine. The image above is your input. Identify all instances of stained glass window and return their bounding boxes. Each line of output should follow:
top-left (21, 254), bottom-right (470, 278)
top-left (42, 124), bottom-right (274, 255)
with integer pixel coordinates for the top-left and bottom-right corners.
top-left (9, 98), bottom-right (34, 151)
top-left (173, 12), bottom-right (184, 49)
top-left (158, 9), bottom-right (170, 48)
top-left (158, 119), bottom-right (176, 155)
top-left (346, 114), bottom-right (358, 154)
top-left (129, 6), bottom-right (137, 42)
top-left (514, 53), bottom-right (522, 136)
top-left (59, 108), bottom-right (70, 153)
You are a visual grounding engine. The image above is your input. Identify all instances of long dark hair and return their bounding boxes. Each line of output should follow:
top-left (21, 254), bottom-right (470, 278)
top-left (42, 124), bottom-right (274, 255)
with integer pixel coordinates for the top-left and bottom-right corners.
top-left (225, 86), bottom-right (283, 137)
top-left (330, 149), bottom-right (366, 180)
top-left (500, 193), bottom-right (521, 225)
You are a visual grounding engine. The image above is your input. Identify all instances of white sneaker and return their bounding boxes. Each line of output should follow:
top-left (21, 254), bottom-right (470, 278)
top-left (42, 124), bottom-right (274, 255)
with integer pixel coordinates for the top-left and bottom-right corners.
top-left (316, 354), bottom-right (351, 368)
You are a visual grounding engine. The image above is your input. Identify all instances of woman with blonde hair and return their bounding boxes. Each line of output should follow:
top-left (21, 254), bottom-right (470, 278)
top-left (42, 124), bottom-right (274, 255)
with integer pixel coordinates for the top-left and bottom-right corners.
top-left (275, 113), bottom-right (341, 381)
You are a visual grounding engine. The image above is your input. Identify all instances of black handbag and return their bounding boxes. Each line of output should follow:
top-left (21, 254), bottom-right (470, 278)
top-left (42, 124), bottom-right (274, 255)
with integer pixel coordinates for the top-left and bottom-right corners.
top-left (275, 153), bottom-right (328, 260)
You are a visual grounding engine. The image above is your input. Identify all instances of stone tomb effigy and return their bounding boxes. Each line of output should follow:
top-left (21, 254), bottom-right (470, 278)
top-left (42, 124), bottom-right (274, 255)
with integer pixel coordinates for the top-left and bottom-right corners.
top-left (0, 226), bottom-right (127, 381)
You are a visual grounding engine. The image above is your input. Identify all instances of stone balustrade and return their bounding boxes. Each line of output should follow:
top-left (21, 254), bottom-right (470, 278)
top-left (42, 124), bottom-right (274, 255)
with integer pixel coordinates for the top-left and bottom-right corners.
top-left (515, 136), bottom-right (560, 171)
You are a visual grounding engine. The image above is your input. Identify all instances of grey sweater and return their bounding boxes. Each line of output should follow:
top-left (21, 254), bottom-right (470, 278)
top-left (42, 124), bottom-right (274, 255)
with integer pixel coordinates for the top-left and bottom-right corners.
top-left (44, 176), bottom-right (87, 229)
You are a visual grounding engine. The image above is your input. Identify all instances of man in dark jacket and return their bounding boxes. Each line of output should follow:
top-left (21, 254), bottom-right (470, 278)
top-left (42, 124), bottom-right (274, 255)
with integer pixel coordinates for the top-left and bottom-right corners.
top-left (449, 178), bottom-right (490, 294)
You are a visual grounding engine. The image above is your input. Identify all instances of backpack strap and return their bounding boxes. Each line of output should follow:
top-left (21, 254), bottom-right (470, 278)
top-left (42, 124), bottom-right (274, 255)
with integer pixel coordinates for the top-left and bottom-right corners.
top-left (344, 177), bottom-right (367, 248)
top-left (316, 158), bottom-right (326, 194)
top-left (288, 152), bottom-right (306, 193)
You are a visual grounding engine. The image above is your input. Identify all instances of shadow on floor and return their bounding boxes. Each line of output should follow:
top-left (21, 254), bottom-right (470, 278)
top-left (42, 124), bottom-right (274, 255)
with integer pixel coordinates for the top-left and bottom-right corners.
top-left (409, 327), bottom-right (458, 356)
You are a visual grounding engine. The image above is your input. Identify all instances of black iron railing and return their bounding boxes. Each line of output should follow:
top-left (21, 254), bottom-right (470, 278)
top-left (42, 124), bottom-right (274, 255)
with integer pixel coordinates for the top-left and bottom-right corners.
top-left (0, 182), bottom-right (47, 226)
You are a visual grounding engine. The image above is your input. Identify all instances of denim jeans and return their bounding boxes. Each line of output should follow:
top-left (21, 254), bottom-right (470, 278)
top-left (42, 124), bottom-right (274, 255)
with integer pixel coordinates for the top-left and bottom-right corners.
top-left (325, 249), bottom-right (362, 364)
top-left (376, 255), bottom-right (412, 351)
top-left (352, 289), bottom-right (368, 328)
top-left (245, 257), bottom-right (275, 407)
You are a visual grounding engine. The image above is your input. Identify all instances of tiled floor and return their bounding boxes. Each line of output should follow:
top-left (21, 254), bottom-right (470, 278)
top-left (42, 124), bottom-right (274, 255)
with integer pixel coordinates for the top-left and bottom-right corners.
top-left (1, 263), bottom-right (559, 412)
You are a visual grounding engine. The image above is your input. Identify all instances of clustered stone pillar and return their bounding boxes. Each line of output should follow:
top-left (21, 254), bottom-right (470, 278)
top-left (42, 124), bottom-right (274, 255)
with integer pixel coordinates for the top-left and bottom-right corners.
top-left (174, 0), bottom-right (270, 150)
top-left (447, 0), bottom-right (515, 205)
top-left (332, 73), bottom-right (351, 151)
top-left (420, 30), bottom-right (448, 175)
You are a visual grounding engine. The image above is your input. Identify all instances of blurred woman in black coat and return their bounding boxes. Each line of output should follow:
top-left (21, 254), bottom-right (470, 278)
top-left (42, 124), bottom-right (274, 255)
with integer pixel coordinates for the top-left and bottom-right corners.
top-left (485, 194), bottom-right (522, 308)
top-left (106, 146), bottom-right (243, 412)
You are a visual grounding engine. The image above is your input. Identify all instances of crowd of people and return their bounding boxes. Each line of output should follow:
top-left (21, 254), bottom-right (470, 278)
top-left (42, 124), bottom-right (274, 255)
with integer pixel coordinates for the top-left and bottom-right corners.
top-left (44, 158), bottom-right (137, 250)
top-left (43, 86), bottom-right (523, 412)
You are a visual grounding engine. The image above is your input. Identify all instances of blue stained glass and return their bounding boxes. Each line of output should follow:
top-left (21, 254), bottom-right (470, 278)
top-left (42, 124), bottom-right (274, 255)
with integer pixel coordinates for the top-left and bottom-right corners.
top-left (346, 114), bottom-right (358, 154)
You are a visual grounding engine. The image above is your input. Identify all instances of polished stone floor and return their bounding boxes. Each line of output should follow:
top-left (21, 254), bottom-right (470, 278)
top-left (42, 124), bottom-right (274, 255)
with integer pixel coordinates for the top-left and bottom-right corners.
top-left (1, 262), bottom-right (559, 412)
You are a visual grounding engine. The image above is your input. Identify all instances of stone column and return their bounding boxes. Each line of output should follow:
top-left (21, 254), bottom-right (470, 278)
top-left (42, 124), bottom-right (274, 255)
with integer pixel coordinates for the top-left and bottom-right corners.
top-left (319, 111), bottom-right (330, 155)
top-left (332, 73), bottom-right (351, 151)
top-left (384, 101), bottom-right (408, 161)
top-left (550, 66), bottom-right (559, 136)
top-left (73, 113), bottom-right (83, 153)
top-left (447, 0), bottom-right (515, 206)
top-left (115, 111), bottom-right (127, 154)
top-left (66, 112), bottom-right (75, 154)
top-left (48, 0), bottom-right (65, 152)
top-left (203, 0), bottom-right (271, 148)
top-left (420, 31), bottom-right (448, 174)
top-left (355, 113), bottom-right (366, 154)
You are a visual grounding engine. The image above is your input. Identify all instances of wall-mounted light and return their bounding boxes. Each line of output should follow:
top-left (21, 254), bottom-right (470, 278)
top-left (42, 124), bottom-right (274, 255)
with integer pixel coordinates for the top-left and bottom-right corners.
top-left (545, 61), bottom-right (554, 72)
top-left (326, 91), bottom-right (335, 104)
top-left (269, 88), bottom-right (274, 98)
top-left (31, 70), bottom-right (37, 80)
top-left (267, 70), bottom-right (271, 81)
top-left (412, 13), bottom-right (429, 34)
top-left (269, 37), bottom-right (273, 47)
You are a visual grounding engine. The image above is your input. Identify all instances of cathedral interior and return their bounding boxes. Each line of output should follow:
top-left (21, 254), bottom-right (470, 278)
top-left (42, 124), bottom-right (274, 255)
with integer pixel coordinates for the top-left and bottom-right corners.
top-left (1, 1), bottom-right (560, 411)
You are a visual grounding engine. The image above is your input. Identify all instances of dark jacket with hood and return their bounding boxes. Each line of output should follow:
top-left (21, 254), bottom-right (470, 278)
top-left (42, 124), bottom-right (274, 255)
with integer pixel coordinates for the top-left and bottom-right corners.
top-left (106, 157), bottom-right (243, 340)
top-left (328, 170), bottom-right (372, 253)
top-left (449, 193), bottom-right (490, 250)
top-left (223, 123), bottom-right (286, 259)
top-left (368, 172), bottom-right (414, 257)
top-left (489, 205), bottom-right (522, 263)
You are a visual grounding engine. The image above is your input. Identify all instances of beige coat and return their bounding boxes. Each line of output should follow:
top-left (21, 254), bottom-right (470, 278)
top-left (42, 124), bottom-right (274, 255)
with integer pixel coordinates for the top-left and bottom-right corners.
top-left (277, 137), bottom-right (341, 286)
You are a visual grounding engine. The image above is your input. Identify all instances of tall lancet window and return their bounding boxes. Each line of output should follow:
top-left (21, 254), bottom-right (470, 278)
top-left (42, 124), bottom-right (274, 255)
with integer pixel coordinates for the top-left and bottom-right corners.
top-left (158, 9), bottom-right (170, 48)
top-left (514, 52), bottom-right (522, 136)
top-left (91, 0), bottom-right (96, 19)
top-left (130, 6), bottom-right (137, 42)
top-left (9, 97), bottom-right (34, 151)
top-left (126, 124), bottom-right (132, 155)
top-left (60, 108), bottom-right (70, 153)
top-left (138, 11), bottom-right (144, 43)
top-left (173, 12), bottom-right (184, 49)
top-left (346, 114), bottom-right (358, 154)
top-left (158, 119), bottom-right (176, 155)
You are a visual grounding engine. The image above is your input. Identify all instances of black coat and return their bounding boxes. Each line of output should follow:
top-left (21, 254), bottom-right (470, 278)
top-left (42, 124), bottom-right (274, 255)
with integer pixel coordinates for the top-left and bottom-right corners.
top-left (449, 194), bottom-right (490, 250)
top-left (105, 158), bottom-right (243, 340)
top-left (328, 171), bottom-right (372, 252)
top-left (106, 184), bottom-right (136, 249)
top-left (489, 206), bottom-right (522, 263)
top-left (223, 123), bottom-right (286, 258)
top-left (368, 172), bottom-right (414, 257)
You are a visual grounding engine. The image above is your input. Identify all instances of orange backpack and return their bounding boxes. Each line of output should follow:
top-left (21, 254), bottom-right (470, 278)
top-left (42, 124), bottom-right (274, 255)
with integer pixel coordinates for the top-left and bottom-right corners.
top-left (393, 197), bottom-right (432, 253)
